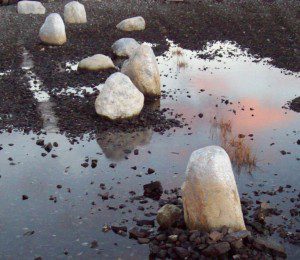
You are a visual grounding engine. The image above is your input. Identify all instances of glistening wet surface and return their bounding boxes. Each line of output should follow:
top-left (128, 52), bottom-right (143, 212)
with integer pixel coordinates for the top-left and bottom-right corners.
top-left (0, 40), bottom-right (299, 259)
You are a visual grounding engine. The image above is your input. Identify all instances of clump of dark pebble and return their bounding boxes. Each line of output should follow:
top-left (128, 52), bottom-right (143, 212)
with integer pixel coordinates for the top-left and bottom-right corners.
top-left (145, 197), bottom-right (287, 259)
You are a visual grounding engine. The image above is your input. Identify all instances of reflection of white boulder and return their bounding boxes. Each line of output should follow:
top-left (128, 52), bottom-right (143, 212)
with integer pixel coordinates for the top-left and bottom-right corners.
top-left (97, 129), bottom-right (153, 161)
top-left (112, 38), bottom-right (140, 58)
top-left (95, 72), bottom-right (144, 120)
top-left (116, 16), bottom-right (145, 31)
top-left (64, 1), bottom-right (87, 24)
top-left (39, 13), bottom-right (67, 45)
top-left (182, 146), bottom-right (246, 232)
top-left (18, 1), bottom-right (46, 15)
top-left (121, 43), bottom-right (161, 97)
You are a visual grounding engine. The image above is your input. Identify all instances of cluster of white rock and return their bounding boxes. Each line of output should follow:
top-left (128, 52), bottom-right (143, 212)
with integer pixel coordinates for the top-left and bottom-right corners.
top-left (27, 0), bottom-right (157, 119)
top-left (17, 1), bottom-right (87, 45)
top-left (19, 1), bottom-right (247, 235)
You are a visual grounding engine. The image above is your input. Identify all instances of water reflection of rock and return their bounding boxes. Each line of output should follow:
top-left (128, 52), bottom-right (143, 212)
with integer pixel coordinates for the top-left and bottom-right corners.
top-left (97, 128), bottom-right (153, 161)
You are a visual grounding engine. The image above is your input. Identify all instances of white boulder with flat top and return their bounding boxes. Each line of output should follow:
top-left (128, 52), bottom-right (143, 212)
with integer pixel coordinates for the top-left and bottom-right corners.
top-left (18, 1), bottom-right (45, 14)
top-left (78, 54), bottom-right (115, 71)
top-left (112, 38), bottom-right (140, 58)
top-left (116, 16), bottom-right (145, 31)
top-left (182, 146), bottom-right (246, 232)
top-left (64, 1), bottom-right (87, 24)
top-left (121, 43), bottom-right (161, 97)
top-left (39, 13), bottom-right (67, 45)
top-left (95, 72), bottom-right (144, 120)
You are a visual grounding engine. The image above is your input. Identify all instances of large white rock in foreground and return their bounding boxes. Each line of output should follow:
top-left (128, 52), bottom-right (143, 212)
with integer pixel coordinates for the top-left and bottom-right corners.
top-left (182, 146), bottom-right (246, 232)
top-left (78, 54), bottom-right (115, 71)
top-left (112, 38), bottom-right (140, 58)
top-left (18, 1), bottom-right (46, 14)
top-left (39, 13), bottom-right (67, 45)
top-left (121, 43), bottom-right (161, 97)
top-left (116, 16), bottom-right (145, 31)
top-left (64, 1), bottom-right (87, 24)
top-left (95, 72), bottom-right (144, 120)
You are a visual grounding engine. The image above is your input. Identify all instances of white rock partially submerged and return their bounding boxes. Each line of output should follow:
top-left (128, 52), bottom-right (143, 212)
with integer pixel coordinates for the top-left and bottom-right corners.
top-left (39, 13), bottom-right (67, 45)
top-left (112, 38), bottom-right (140, 58)
top-left (64, 1), bottom-right (87, 24)
top-left (182, 146), bottom-right (246, 232)
top-left (78, 54), bottom-right (115, 71)
top-left (17, 1), bottom-right (45, 14)
top-left (95, 72), bottom-right (144, 120)
top-left (116, 16), bottom-right (146, 31)
top-left (121, 43), bottom-right (161, 97)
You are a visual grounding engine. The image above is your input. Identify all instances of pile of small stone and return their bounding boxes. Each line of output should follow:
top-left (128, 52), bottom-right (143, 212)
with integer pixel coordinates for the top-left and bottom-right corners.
top-left (147, 223), bottom-right (286, 259)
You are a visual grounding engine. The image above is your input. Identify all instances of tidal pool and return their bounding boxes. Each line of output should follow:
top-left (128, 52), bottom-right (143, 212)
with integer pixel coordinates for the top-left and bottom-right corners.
top-left (0, 40), bottom-right (299, 259)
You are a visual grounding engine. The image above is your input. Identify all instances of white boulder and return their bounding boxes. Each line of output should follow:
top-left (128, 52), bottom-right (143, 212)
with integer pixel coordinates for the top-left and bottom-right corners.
top-left (78, 54), bottom-right (115, 71)
top-left (121, 43), bottom-right (161, 97)
top-left (95, 72), bottom-right (144, 120)
top-left (17, 1), bottom-right (45, 15)
top-left (64, 1), bottom-right (87, 24)
top-left (39, 13), bottom-right (67, 45)
top-left (182, 146), bottom-right (246, 232)
top-left (112, 38), bottom-right (140, 58)
top-left (116, 16), bottom-right (146, 31)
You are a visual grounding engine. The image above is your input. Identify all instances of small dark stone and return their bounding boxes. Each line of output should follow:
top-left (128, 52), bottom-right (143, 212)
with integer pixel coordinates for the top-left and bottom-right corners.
top-left (91, 159), bottom-right (98, 168)
top-left (138, 237), bottom-right (150, 244)
top-left (90, 240), bottom-right (98, 248)
top-left (280, 150), bottom-right (287, 155)
top-left (136, 219), bottom-right (155, 226)
top-left (81, 162), bottom-right (89, 168)
top-left (44, 143), bottom-right (52, 153)
top-left (22, 195), bottom-right (29, 200)
top-left (36, 139), bottom-right (44, 146)
top-left (223, 230), bottom-right (251, 243)
top-left (109, 163), bottom-right (116, 168)
top-left (156, 234), bottom-right (167, 241)
top-left (147, 168), bottom-right (155, 174)
top-left (111, 225), bottom-right (127, 235)
top-left (100, 192), bottom-right (109, 200)
top-left (174, 247), bottom-right (189, 258)
top-left (202, 242), bottom-right (231, 256)
top-left (129, 227), bottom-right (150, 239)
top-left (149, 244), bottom-right (160, 254)
top-left (143, 181), bottom-right (163, 200)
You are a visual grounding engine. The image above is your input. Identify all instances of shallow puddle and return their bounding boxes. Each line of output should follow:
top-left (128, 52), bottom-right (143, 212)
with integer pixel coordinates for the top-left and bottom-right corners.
top-left (0, 40), bottom-right (299, 259)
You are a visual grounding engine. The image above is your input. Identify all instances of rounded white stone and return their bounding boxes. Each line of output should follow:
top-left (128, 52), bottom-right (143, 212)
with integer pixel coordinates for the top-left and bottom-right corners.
top-left (95, 72), bottom-right (144, 120)
top-left (116, 16), bottom-right (145, 32)
top-left (64, 1), bottom-right (87, 24)
top-left (182, 146), bottom-right (246, 232)
top-left (121, 43), bottom-right (161, 97)
top-left (112, 38), bottom-right (140, 58)
top-left (39, 13), bottom-right (66, 45)
top-left (78, 54), bottom-right (115, 71)
top-left (18, 1), bottom-right (46, 15)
